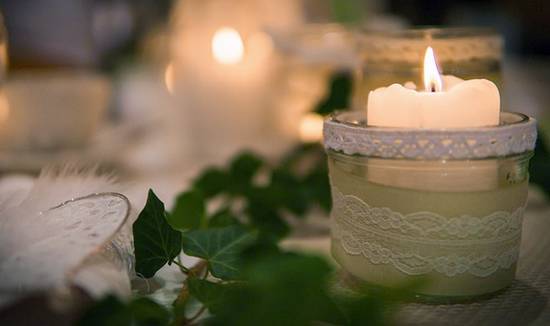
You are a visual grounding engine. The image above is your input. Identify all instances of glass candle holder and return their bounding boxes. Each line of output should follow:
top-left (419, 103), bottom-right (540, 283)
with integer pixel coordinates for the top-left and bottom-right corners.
top-left (271, 23), bottom-right (358, 145)
top-left (353, 27), bottom-right (503, 110)
top-left (323, 111), bottom-right (537, 302)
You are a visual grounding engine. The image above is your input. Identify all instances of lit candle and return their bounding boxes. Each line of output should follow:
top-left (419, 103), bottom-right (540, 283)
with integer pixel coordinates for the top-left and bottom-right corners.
top-left (169, 0), bottom-right (302, 162)
top-left (367, 47), bottom-right (500, 128)
top-left (365, 47), bottom-right (501, 191)
top-left (324, 40), bottom-right (537, 302)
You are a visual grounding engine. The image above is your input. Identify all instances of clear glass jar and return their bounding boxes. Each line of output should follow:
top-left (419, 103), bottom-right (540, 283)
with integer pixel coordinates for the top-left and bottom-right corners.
top-left (324, 111), bottom-right (536, 302)
top-left (353, 27), bottom-right (503, 110)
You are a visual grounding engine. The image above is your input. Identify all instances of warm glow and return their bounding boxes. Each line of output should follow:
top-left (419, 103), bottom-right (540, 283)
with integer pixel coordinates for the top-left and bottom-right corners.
top-left (299, 113), bottom-right (324, 143)
top-left (249, 31), bottom-right (274, 59)
top-left (211, 27), bottom-right (244, 65)
top-left (0, 93), bottom-right (9, 123)
top-left (423, 46), bottom-right (443, 92)
top-left (164, 62), bottom-right (175, 94)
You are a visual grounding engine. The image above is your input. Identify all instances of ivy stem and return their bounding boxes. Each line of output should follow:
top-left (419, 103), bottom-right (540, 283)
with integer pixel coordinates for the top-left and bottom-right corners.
top-left (174, 260), bottom-right (209, 305)
top-left (173, 260), bottom-right (190, 274)
top-left (174, 260), bottom-right (209, 325)
top-left (189, 260), bottom-right (209, 277)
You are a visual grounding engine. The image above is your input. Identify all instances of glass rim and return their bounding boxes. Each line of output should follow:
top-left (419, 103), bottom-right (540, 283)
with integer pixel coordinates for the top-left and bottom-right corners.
top-left (328, 111), bottom-right (530, 132)
top-left (326, 147), bottom-right (534, 162)
top-left (358, 26), bottom-right (500, 40)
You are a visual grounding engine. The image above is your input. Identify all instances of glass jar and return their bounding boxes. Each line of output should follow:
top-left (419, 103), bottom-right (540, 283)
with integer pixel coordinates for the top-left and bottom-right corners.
top-left (353, 27), bottom-right (503, 110)
top-left (323, 111), bottom-right (537, 302)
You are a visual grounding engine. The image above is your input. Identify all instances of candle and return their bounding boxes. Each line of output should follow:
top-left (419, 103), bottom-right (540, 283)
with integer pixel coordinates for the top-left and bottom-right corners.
top-left (354, 27), bottom-right (504, 112)
top-left (169, 0), bottom-right (304, 162)
top-left (325, 112), bottom-right (536, 301)
top-left (365, 47), bottom-right (500, 192)
top-left (367, 47), bottom-right (500, 128)
top-left (324, 43), bottom-right (537, 302)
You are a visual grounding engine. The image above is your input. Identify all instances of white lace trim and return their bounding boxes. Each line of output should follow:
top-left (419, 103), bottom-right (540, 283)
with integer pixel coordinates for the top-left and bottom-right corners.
top-left (331, 188), bottom-right (523, 277)
top-left (323, 111), bottom-right (537, 160)
top-left (360, 33), bottom-right (503, 64)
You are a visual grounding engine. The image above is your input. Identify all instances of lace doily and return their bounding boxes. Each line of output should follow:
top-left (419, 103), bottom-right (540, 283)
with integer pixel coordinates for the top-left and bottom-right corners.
top-left (323, 111), bottom-right (537, 160)
top-left (359, 28), bottom-right (502, 64)
top-left (331, 188), bottom-right (523, 277)
top-left (0, 193), bottom-right (130, 293)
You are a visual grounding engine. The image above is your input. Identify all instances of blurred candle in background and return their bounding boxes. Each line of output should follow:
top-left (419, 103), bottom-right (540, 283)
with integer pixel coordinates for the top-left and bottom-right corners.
top-left (269, 23), bottom-right (358, 148)
top-left (211, 27), bottom-right (245, 65)
top-left (169, 0), bottom-right (304, 164)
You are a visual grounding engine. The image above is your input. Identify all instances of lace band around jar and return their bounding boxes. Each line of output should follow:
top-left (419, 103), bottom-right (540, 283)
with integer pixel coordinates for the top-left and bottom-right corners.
top-left (331, 188), bottom-right (523, 277)
top-left (323, 111), bottom-right (537, 160)
top-left (358, 28), bottom-right (503, 65)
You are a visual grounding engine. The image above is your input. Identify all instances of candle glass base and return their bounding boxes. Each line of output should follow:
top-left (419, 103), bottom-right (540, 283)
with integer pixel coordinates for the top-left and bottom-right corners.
top-left (338, 270), bottom-right (510, 304)
top-left (323, 111), bottom-right (537, 302)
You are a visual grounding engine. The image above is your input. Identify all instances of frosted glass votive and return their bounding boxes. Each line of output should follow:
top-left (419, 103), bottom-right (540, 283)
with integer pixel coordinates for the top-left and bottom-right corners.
top-left (324, 111), bottom-right (537, 302)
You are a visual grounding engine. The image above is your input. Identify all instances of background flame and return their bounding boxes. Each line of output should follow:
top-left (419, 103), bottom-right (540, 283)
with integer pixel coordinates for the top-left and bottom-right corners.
top-left (211, 27), bottom-right (245, 65)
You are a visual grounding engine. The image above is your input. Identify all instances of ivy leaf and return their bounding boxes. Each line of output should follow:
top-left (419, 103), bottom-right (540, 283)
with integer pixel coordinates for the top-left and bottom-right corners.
top-left (78, 296), bottom-right (170, 326)
top-left (168, 190), bottom-right (205, 231)
top-left (303, 163), bottom-right (332, 213)
top-left (315, 71), bottom-right (352, 115)
top-left (208, 252), bottom-right (347, 326)
top-left (246, 201), bottom-right (290, 241)
top-left (270, 168), bottom-right (309, 216)
top-left (530, 129), bottom-right (550, 197)
top-left (182, 226), bottom-right (257, 279)
top-left (133, 190), bottom-right (182, 278)
top-left (227, 152), bottom-right (264, 195)
top-left (344, 296), bottom-right (385, 326)
top-left (330, 0), bottom-right (362, 23)
top-left (78, 295), bottom-right (130, 326)
top-left (194, 168), bottom-right (231, 198)
top-left (209, 207), bottom-right (240, 227)
top-left (229, 152), bottom-right (263, 183)
top-left (188, 278), bottom-right (229, 314)
top-left (244, 185), bottom-right (290, 240)
top-left (128, 298), bottom-right (171, 326)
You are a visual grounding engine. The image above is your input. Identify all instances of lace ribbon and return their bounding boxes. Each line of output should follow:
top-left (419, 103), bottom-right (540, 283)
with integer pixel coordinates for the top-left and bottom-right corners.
top-left (331, 188), bottom-right (524, 277)
top-left (360, 34), bottom-right (503, 64)
top-left (323, 111), bottom-right (537, 160)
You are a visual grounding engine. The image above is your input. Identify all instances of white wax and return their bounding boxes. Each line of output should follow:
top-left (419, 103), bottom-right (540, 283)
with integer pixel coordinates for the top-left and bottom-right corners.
top-left (367, 75), bottom-right (500, 128)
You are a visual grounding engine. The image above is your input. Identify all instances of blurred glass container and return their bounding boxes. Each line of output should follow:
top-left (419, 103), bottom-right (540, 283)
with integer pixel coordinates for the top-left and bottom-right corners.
top-left (0, 12), bottom-right (7, 84)
top-left (354, 27), bottom-right (503, 110)
top-left (270, 23), bottom-right (359, 146)
top-left (0, 70), bottom-right (111, 152)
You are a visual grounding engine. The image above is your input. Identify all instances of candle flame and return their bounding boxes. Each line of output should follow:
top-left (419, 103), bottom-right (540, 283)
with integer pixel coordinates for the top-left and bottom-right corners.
top-left (212, 27), bottom-right (244, 65)
top-left (423, 46), bottom-right (443, 92)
